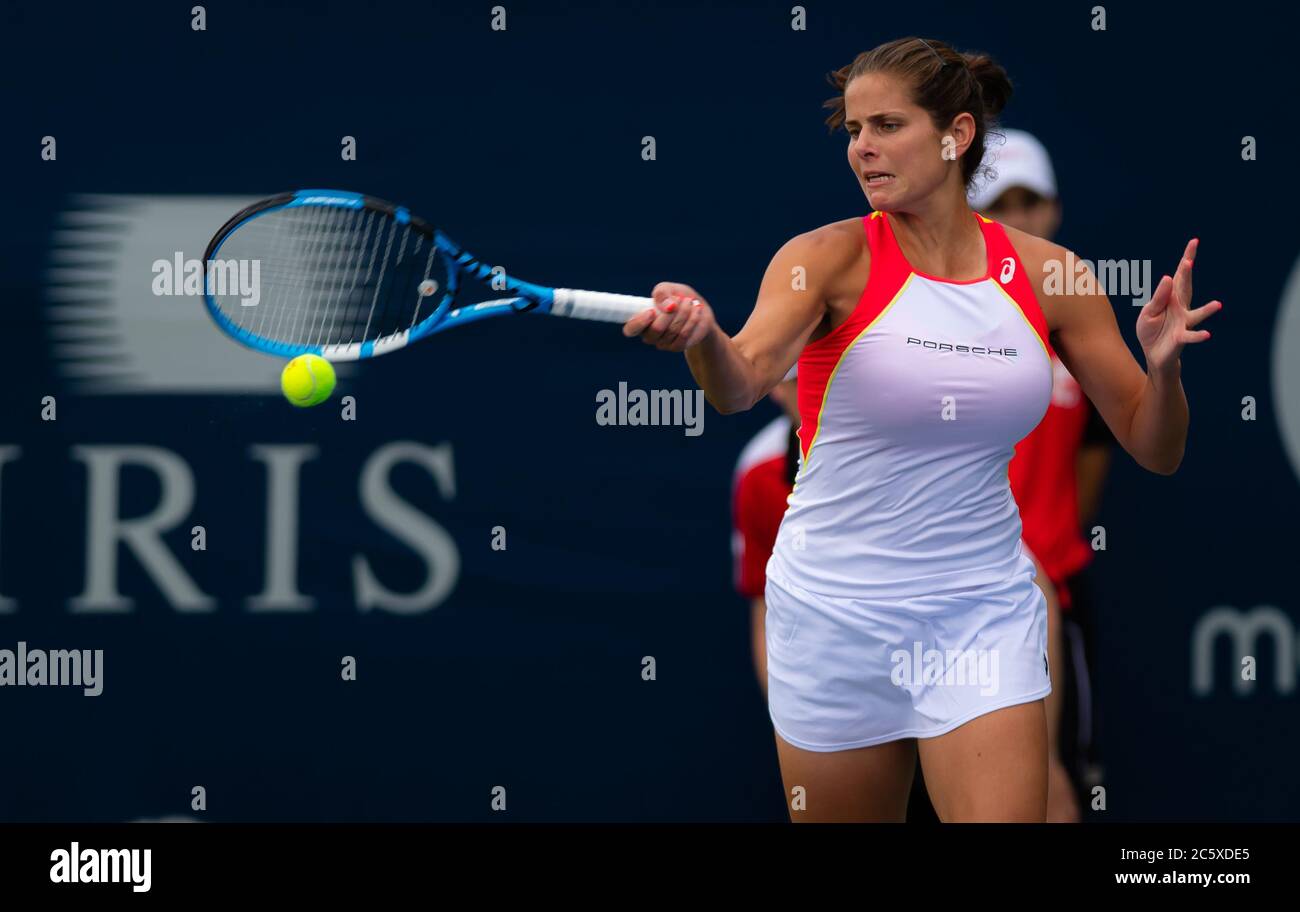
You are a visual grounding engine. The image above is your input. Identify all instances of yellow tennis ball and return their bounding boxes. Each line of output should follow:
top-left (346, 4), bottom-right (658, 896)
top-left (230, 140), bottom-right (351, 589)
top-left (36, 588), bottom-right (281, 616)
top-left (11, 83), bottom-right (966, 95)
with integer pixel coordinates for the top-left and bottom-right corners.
top-left (280, 354), bottom-right (336, 407)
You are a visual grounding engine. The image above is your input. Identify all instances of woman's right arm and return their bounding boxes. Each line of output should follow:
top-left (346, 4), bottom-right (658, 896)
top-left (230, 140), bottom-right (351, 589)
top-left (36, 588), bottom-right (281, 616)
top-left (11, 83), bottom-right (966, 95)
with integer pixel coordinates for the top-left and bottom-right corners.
top-left (623, 229), bottom-right (846, 414)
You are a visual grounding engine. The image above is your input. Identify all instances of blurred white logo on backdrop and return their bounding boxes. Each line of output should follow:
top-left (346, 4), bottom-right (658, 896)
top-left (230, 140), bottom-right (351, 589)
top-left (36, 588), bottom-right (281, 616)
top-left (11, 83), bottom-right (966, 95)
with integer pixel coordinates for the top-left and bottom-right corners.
top-left (43, 194), bottom-right (354, 394)
top-left (1273, 251), bottom-right (1300, 486)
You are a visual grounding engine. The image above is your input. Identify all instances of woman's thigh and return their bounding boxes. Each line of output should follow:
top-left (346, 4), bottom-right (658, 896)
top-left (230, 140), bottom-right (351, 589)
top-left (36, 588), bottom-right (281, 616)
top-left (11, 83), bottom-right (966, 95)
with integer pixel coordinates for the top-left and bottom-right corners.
top-left (916, 699), bottom-right (1048, 822)
top-left (774, 733), bottom-right (918, 823)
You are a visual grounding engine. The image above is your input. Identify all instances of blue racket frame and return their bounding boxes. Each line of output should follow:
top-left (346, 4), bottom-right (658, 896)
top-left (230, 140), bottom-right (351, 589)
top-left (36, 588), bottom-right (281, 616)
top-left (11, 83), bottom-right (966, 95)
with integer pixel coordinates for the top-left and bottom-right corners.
top-left (202, 189), bottom-right (566, 361)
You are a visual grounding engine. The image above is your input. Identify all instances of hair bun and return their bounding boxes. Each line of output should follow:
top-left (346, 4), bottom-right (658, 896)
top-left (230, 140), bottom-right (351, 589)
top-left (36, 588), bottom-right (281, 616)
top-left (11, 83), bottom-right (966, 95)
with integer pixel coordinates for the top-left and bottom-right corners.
top-left (962, 52), bottom-right (1013, 118)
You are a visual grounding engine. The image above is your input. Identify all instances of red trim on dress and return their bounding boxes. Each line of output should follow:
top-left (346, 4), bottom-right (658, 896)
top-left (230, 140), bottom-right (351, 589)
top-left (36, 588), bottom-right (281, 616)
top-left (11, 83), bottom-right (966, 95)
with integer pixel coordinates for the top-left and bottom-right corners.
top-left (796, 214), bottom-right (909, 461)
top-left (979, 217), bottom-right (1055, 358)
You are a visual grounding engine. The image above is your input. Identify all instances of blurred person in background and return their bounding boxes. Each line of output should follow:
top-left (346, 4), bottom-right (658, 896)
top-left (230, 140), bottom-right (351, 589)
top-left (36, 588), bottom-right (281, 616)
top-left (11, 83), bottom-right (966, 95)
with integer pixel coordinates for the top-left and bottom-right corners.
top-left (971, 128), bottom-right (1114, 821)
top-left (731, 366), bottom-right (800, 699)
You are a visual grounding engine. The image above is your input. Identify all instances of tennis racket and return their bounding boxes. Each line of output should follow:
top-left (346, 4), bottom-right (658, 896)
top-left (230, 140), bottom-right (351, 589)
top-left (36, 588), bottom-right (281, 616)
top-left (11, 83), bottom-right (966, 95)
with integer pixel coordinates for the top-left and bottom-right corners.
top-left (201, 189), bottom-right (654, 360)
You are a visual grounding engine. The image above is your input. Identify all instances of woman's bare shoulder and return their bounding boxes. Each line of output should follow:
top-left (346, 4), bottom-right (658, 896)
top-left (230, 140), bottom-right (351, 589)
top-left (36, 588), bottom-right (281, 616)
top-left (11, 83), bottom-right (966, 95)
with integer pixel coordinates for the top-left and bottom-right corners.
top-left (775, 216), bottom-right (870, 280)
top-left (997, 221), bottom-right (1073, 330)
top-left (799, 216), bottom-right (870, 254)
top-left (999, 221), bottom-right (1068, 270)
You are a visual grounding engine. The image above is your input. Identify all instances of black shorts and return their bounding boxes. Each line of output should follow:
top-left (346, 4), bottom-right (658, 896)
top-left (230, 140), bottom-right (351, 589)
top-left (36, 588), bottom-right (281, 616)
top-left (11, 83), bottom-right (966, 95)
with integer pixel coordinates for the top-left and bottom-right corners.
top-left (1057, 562), bottom-right (1104, 811)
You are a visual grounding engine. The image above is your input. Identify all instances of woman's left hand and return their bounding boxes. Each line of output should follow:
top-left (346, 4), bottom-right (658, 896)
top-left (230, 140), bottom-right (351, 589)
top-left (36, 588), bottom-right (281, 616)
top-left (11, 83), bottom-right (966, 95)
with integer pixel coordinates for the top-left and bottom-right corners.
top-left (1136, 238), bottom-right (1222, 373)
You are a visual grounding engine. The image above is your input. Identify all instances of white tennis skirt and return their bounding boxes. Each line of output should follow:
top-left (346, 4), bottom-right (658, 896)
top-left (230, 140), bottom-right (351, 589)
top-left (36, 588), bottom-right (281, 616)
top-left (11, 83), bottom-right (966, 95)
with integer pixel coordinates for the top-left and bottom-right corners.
top-left (764, 556), bottom-right (1051, 752)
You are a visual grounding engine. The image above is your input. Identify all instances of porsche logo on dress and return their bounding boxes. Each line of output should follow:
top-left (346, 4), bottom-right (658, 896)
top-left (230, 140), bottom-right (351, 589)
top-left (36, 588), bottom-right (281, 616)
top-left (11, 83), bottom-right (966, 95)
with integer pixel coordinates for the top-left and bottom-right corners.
top-left (906, 337), bottom-right (1019, 357)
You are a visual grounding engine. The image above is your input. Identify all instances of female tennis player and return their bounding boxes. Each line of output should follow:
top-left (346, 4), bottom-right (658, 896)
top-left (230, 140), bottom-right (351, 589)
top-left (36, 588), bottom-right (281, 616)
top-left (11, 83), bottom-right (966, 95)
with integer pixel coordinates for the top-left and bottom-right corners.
top-left (623, 36), bottom-right (1220, 822)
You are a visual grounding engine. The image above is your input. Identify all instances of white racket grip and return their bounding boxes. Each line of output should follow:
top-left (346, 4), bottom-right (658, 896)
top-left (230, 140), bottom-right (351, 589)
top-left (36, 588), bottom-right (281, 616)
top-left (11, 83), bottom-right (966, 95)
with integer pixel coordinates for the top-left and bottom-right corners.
top-left (552, 288), bottom-right (655, 323)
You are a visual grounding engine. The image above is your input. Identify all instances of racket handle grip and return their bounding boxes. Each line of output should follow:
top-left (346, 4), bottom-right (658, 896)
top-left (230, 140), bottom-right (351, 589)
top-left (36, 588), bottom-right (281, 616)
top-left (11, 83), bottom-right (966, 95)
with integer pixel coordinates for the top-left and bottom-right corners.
top-left (552, 289), bottom-right (655, 323)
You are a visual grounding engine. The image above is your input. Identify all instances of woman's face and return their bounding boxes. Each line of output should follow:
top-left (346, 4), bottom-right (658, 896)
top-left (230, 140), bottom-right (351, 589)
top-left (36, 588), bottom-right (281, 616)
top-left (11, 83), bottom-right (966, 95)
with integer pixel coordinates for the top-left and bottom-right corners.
top-left (842, 72), bottom-right (970, 211)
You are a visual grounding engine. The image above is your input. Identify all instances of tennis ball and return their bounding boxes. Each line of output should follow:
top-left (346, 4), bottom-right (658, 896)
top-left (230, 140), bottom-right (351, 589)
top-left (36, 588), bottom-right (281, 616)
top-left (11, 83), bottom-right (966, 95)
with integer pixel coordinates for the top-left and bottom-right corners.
top-left (280, 354), bottom-right (336, 407)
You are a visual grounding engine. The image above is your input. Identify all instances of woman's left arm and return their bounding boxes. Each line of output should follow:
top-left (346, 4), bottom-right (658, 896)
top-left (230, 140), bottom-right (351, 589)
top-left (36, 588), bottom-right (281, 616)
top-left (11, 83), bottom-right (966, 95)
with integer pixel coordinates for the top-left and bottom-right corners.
top-left (1049, 239), bottom-right (1221, 476)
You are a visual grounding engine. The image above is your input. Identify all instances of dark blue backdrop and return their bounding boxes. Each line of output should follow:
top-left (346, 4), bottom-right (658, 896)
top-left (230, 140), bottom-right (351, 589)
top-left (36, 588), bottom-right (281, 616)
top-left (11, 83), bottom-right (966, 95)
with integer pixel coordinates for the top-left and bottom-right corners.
top-left (0, 0), bottom-right (1296, 821)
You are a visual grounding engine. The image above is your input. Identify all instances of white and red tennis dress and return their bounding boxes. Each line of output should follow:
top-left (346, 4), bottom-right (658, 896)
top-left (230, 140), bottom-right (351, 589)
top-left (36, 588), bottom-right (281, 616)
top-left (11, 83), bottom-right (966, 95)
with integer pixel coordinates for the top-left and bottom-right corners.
top-left (1010, 356), bottom-right (1096, 610)
top-left (764, 210), bottom-right (1055, 751)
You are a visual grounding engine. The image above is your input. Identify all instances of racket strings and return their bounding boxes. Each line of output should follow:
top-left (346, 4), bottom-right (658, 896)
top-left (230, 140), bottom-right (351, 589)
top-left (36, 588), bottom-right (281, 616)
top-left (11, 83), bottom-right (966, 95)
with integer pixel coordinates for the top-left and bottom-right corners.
top-left (322, 207), bottom-right (376, 346)
top-left (210, 205), bottom-right (449, 350)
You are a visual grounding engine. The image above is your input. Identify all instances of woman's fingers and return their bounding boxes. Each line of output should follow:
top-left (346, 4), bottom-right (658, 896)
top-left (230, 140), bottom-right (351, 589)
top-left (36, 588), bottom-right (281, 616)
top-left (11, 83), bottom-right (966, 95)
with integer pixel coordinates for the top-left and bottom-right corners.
top-left (1144, 274), bottom-right (1172, 317)
top-left (632, 284), bottom-right (712, 351)
top-left (622, 306), bottom-right (659, 338)
top-left (623, 293), bottom-right (683, 342)
top-left (655, 295), bottom-right (696, 349)
top-left (673, 301), bottom-right (706, 349)
top-left (1138, 243), bottom-right (1217, 365)
top-left (1172, 239), bottom-right (1197, 311)
top-left (660, 299), bottom-right (713, 352)
top-left (1186, 299), bottom-right (1222, 328)
top-left (652, 282), bottom-right (697, 306)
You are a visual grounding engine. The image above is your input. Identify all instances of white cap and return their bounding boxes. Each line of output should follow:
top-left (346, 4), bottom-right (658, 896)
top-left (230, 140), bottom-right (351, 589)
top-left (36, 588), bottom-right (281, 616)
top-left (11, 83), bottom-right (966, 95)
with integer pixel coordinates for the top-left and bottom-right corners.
top-left (968, 129), bottom-right (1057, 210)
